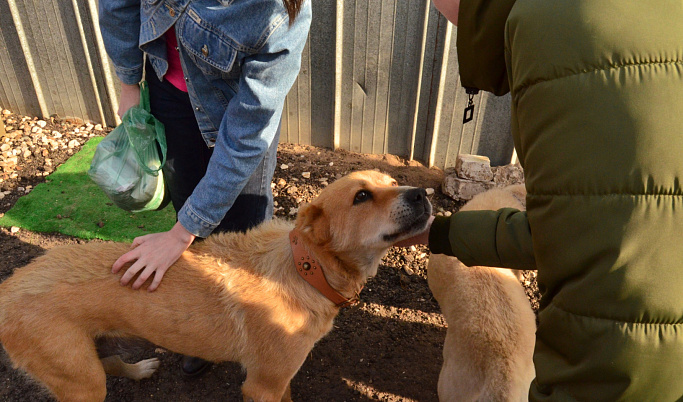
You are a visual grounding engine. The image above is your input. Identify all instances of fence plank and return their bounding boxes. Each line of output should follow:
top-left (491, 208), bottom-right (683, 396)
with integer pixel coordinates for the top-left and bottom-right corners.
top-left (0, 0), bottom-right (513, 168)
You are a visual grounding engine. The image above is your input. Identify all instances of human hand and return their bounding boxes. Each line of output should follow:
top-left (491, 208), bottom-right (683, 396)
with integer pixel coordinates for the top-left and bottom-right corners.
top-left (112, 221), bottom-right (196, 291)
top-left (117, 81), bottom-right (141, 118)
top-left (393, 215), bottom-right (435, 248)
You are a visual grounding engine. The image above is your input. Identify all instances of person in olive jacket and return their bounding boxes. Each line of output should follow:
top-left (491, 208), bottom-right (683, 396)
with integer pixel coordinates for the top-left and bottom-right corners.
top-left (403, 0), bottom-right (683, 400)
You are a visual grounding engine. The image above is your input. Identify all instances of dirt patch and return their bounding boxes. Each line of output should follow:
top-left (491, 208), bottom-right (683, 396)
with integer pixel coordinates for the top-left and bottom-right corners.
top-left (0, 113), bottom-right (539, 401)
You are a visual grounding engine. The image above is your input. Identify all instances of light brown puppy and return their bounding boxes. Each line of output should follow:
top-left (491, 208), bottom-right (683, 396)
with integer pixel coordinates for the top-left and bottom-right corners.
top-left (428, 184), bottom-right (536, 402)
top-left (0, 170), bottom-right (432, 402)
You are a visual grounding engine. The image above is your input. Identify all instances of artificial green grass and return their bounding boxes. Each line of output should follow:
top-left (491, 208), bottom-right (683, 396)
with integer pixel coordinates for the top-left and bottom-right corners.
top-left (0, 137), bottom-right (175, 242)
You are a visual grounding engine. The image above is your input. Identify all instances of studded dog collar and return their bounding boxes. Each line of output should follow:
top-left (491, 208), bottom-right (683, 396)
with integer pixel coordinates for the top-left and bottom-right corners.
top-left (289, 229), bottom-right (360, 308)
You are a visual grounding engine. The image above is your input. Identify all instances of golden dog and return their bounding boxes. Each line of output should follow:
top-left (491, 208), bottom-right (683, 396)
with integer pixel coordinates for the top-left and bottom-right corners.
top-left (428, 184), bottom-right (536, 402)
top-left (0, 170), bottom-right (432, 402)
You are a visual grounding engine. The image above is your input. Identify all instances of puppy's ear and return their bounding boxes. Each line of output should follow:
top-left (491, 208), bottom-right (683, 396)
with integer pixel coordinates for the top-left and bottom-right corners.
top-left (296, 203), bottom-right (330, 245)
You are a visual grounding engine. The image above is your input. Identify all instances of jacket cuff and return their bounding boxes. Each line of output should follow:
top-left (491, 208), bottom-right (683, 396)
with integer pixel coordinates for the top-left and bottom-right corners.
top-left (429, 216), bottom-right (454, 255)
top-left (115, 65), bottom-right (144, 86)
top-left (178, 203), bottom-right (218, 238)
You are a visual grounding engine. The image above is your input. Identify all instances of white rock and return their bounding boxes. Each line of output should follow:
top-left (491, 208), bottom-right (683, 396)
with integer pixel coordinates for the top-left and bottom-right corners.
top-left (329, 162), bottom-right (334, 166)
top-left (280, 164), bottom-right (289, 170)
top-left (2, 109), bottom-right (11, 115)
top-left (23, 150), bottom-right (31, 158)
top-left (67, 139), bottom-right (80, 148)
top-left (10, 226), bottom-right (19, 233)
top-left (31, 126), bottom-right (42, 134)
top-left (0, 143), bottom-right (9, 152)
top-left (455, 154), bottom-right (494, 182)
top-left (36, 120), bottom-right (47, 128)
top-left (425, 188), bottom-right (435, 196)
top-left (0, 193), bottom-right (4, 200)
top-left (53, 132), bottom-right (62, 138)
top-left (94, 124), bottom-right (103, 131)
top-left (302, 172), bottom-right (310, 179)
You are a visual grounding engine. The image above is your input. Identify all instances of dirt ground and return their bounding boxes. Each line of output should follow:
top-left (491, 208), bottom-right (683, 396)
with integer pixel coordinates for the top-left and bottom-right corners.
top-left (0, 114), bottom-right (539, 401)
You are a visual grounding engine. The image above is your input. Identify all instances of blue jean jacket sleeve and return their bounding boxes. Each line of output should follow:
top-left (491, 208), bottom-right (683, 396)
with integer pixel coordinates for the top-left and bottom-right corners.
top-left (99, 0), bottom-right (144, 85)
top-left (177, 9), bottom-right (311, 237)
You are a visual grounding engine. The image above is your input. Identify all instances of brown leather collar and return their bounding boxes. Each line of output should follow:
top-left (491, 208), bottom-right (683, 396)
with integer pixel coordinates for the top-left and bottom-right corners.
top-left (289, 229), bottom-right (360, 308)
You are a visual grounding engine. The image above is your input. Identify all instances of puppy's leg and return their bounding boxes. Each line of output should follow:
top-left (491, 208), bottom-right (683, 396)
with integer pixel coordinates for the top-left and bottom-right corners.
top-left (100, 355), bottom-right (159, 380)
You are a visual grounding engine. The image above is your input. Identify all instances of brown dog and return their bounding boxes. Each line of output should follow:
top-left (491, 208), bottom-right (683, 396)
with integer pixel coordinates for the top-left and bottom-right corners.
top-left (428, 184), bottom-right (536, 402)
top-left (0, 170), bottom-right (432, 402)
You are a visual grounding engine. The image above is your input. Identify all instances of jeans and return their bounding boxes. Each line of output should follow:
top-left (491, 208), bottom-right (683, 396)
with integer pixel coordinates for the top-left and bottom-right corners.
top-left (145, 64), bottom-right (279, 234)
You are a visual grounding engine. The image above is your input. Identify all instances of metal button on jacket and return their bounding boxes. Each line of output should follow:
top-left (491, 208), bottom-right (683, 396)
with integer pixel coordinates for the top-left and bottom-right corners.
top-left (201, 44), bottom-right (209, 56)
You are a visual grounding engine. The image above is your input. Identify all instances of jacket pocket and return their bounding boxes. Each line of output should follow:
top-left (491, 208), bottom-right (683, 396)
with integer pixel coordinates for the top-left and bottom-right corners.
top-left (178, 8), bottom-right (240, 78)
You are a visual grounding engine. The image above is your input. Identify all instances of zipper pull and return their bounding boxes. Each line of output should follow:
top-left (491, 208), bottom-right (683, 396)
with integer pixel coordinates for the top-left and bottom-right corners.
top-left (462, 87), bottom-right (479, 124)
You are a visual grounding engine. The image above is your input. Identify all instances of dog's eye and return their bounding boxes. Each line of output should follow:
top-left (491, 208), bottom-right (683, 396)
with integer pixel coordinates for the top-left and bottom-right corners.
top-left (391, 180), bottom-right (398, 187)
top-left (353, 190), bottom-right (372, 205)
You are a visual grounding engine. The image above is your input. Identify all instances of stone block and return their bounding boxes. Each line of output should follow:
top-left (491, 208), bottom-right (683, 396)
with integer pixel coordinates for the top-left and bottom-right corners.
top-left (442, 175), bottom-right (495, 201)
top-left (492, 163), bottom-right (524, 187)
top-left (455, 154), bottom-right (494, 182)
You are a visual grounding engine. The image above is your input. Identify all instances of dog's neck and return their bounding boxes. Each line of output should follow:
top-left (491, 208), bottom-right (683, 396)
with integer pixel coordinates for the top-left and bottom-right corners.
top-left (289, 228), bottom-right (365, 308)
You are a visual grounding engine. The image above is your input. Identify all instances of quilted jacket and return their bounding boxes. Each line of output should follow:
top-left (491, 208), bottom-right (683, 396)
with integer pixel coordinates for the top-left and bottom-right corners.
top-left (429, 0), bottom-right (683, 400)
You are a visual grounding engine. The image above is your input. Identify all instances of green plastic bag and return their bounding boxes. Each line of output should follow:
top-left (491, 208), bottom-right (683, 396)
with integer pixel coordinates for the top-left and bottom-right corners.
top-left (88, 81), bottom-right (170, 212)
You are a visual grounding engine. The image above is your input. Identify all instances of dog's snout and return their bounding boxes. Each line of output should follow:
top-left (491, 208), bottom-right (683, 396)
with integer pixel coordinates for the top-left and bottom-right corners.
top-left (405, 188), bottom-right (427, 204)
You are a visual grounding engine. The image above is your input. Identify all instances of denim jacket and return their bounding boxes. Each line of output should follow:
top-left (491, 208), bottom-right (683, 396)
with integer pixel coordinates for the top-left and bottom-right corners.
top-left (99, 0), bottom-right (311, 237)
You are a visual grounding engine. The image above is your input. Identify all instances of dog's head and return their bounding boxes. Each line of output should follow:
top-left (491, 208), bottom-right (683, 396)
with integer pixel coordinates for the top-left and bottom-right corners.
top-left (295, 171), bottom-right (432, 273)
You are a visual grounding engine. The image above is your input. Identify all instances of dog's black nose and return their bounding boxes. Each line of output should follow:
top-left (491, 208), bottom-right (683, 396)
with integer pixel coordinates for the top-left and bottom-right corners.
top-left (405, 188), bottom-right (427, 204)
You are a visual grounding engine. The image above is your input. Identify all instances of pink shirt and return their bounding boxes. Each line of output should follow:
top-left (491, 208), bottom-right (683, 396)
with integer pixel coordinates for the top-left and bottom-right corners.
top-left (164, 28), bottom-right (188, 92)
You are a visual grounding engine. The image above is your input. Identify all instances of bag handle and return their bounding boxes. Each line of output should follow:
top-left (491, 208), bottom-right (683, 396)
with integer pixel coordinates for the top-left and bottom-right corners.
top-left (128, 81), bottom-right (167, 176)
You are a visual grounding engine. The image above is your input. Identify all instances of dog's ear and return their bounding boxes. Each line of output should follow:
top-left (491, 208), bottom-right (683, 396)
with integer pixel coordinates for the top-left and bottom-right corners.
top-left (296, 203), bottom-right (330, 245)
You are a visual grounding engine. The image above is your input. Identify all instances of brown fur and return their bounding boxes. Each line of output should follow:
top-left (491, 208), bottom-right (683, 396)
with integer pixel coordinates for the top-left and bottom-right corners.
top-left (0, 170), bottom-right (431, 402)
top-left (428, 184), bottom-right (536, 401)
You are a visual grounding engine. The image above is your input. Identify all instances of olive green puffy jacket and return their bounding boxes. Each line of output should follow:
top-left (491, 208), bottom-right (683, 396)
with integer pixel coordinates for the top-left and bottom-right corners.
top-left (429, 0), bottom-right (683, 400)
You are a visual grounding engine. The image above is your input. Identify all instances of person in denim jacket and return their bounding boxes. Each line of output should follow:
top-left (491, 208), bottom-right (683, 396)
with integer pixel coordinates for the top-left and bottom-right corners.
top-left (99, 0), bottom-right (311, 375)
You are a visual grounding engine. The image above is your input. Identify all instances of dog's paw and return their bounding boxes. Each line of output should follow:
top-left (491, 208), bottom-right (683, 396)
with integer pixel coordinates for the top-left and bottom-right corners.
top-left (131, 357), bottom-right (160, 380)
